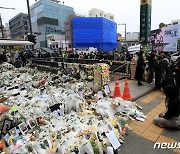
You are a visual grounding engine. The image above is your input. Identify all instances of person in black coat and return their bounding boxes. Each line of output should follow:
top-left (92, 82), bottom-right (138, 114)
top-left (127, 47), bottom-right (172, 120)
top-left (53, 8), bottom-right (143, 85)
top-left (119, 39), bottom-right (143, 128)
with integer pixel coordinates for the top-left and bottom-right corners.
top-left (135, 50), bottom-right (146, 86)
top-left (148, 51), bottom-right (157, 84)
top-left (21, 52), bottom-right (27, 67)
top-left (0, 52), bottom-right (7, 63)
top-left (154, 52), bottom-right (169, 89)
top-left (154, 84), bottom-right (180, 129)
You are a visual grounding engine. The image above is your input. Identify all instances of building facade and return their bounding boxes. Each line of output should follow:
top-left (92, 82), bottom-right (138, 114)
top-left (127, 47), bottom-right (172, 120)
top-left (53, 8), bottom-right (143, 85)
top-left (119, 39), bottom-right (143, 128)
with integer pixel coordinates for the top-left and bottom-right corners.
top-left (46, 34), bottom-right (70, 51)
top-left (64, 14), bottom-right (80, 49)
top-left (4, 23), bottom-right (11, 39)
top-left (171, 19), bottom-right (180, 25)
top-left (9, 13), bottom-right (30, 40)
top-left (89, 8), bottom-right (115, 21)
top-left (30, 0), bottom-right (74, 48)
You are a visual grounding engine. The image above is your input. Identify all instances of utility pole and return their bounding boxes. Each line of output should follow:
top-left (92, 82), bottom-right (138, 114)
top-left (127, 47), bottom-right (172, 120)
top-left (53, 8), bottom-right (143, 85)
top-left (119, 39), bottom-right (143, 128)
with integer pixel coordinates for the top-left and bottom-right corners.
top-left (26, 0), bottom-right (33, 35)
top-left (65, 33), bottom-right (67, 51)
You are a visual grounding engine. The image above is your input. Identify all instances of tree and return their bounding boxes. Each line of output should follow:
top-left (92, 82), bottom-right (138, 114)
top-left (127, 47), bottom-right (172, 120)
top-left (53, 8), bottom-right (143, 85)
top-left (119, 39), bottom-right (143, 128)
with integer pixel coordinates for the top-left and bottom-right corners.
top-left (159, 22), bottom-right (166, 29)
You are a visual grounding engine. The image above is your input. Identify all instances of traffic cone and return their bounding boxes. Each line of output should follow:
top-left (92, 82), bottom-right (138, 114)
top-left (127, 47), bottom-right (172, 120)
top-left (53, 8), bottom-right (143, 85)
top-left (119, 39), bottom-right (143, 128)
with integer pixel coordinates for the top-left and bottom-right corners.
top-left (122, 78), bottom-right (132, 100)
top-left (113, 78), bottom-right (122, 97)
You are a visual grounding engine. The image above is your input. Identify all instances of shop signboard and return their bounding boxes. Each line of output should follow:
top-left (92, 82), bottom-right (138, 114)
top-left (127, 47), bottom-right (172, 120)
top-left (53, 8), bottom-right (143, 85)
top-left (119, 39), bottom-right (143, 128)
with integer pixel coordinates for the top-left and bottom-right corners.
top-left (128, 44), bottom-right (141, 52)
top-left (140, 0), bottom-right (152, 45)
top-left (149, 29), bottom-right (162, 45)
top-left (150, 24), bottom-right (180, 52)
top-left (162, 24), bottom-right (180, 52)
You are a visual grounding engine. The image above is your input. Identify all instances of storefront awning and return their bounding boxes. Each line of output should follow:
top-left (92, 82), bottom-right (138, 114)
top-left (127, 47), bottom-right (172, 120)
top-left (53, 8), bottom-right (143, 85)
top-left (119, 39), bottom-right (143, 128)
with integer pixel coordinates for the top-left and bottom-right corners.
top-left (41, 47), bottom-right (54, 53)
top-left (0, 40), bottom-right (34, 46)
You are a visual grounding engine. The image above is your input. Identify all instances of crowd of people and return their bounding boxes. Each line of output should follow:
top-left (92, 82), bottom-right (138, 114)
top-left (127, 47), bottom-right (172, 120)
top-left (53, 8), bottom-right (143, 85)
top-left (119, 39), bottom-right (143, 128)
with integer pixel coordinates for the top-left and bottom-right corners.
top-left (135, 50), bottom-right (180, 92)
top-left (67, 51), bottom-right (132, 61)
top-left (134, 50), bottom-right (180, 130)
top-left (0, 50), bottom-right (35, 67)
top-left (1, 49), bottom-right (179, 94)
top-left (0, 49), bottom-right (180, 90)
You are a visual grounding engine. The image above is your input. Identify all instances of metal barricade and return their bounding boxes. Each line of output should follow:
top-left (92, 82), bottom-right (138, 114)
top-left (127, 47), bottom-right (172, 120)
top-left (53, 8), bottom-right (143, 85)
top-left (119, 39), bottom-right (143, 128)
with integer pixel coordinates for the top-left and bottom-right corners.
top-left (31, 58), bottom-right (133, 78)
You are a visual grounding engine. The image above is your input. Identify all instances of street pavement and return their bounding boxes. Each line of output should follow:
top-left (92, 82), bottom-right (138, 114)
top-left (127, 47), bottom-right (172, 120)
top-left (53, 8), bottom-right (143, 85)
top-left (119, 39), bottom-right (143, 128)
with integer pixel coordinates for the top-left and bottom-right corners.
top-left (109, 78), bottom-right (154, 100)
top-left (109, 78), bottom-right (180, 154)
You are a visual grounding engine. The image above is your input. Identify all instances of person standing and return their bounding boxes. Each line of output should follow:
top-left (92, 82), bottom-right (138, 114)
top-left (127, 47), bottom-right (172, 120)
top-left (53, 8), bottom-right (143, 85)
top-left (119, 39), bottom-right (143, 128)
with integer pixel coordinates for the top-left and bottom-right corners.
top-left (135, 50), bottom-right (146, 86)
top-left (148, 51), bottom-right (157, 84)
top-left (1, 52), bottom-right (7, 62)
top-left (74, 51), bottom-right (79, 59)
top-left (154, 51), bottom-right (169, 89)
top-left (21, 52), bottom-right (27, 67)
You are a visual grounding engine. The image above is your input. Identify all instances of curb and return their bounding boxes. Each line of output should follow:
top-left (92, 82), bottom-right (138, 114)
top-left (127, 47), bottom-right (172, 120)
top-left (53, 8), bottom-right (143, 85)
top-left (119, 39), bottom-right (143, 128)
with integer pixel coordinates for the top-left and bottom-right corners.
top-left (130, 88), bottom-right (155, 102)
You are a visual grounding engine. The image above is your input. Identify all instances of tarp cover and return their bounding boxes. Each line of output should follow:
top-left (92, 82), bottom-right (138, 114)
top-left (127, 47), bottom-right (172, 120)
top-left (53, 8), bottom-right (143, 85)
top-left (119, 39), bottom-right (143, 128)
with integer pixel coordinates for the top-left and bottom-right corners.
top-left (73, 17), bottom-right (118, 52)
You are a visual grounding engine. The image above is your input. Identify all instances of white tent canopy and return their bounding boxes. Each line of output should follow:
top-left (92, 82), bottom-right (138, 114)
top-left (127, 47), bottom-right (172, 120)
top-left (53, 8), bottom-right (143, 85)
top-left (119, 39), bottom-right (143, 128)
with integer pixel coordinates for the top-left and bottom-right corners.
top-left (128, 44), bottom-right (141, 52)
top-left (0, 40), bottom-right (34, 46)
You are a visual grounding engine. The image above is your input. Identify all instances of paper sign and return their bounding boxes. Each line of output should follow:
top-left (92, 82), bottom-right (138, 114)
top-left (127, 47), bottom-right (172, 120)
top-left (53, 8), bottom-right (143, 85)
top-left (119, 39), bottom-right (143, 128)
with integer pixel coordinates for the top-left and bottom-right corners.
top-left (136, 117), bottom-right (145, 122)
top-left (106, 130), bottom-right (121, 150)
top-left (58, 62), bottom-right (61, 67)
top-left (104, 84), bottom-right (111, 95)
top-left (107, 146), bottom-right (114, 154)
top-left (97, 91), bottom-right (103, 98)
top-left (47, 139), bottom-right (52, 149)
top-left (4, 133), bottom-right (9, 142)
top-left (54, 123), bottom-right (62, 131)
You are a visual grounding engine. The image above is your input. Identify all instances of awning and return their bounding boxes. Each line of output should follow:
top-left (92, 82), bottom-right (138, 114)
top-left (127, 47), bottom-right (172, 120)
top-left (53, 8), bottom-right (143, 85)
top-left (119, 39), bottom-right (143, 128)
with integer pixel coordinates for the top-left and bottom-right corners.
top-left (153, 43), bottom-right (169, 47)
top-left (0, 40), bottom-right (34, 46)
top-left (41, 47), bottom-right (54, 53)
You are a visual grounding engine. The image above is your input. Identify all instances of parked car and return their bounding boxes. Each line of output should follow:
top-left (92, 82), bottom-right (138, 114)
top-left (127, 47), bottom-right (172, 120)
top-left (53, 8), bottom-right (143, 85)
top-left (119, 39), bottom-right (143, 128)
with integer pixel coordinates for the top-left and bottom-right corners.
top-left (171, 52), bottom-right (180, 62)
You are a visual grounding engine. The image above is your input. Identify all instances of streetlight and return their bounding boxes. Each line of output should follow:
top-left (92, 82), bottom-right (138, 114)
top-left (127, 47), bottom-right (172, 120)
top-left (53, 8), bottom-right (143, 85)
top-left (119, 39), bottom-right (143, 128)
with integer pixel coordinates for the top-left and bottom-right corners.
top-left (26, 0), bottom-right (33, 35)
top-left (118, 23), bottom-right (126, 41)
top-left (0, 7), bottom-right (15, 10)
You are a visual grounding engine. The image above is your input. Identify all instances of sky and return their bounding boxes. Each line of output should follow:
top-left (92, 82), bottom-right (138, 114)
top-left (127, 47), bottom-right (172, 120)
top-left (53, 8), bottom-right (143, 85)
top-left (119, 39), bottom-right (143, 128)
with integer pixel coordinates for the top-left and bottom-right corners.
top-left (0, 0), bottom-right (180, 37)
